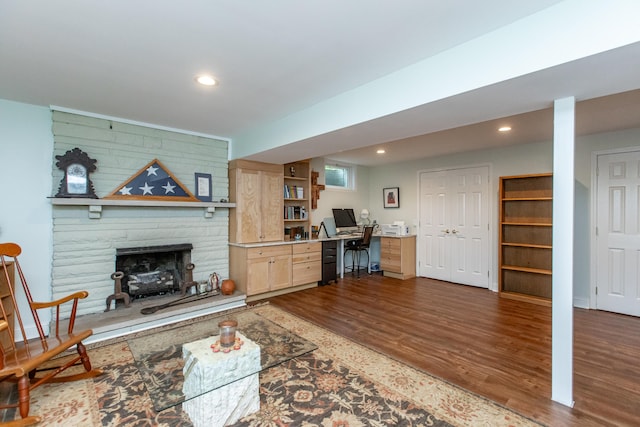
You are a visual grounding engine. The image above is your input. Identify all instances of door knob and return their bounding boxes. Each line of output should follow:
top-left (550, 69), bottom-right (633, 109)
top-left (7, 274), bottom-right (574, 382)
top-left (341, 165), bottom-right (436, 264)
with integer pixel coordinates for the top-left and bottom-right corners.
top-left (452, 229), bottom-right (459, 234)
top-left (441, 229), bottom-right (450, 234)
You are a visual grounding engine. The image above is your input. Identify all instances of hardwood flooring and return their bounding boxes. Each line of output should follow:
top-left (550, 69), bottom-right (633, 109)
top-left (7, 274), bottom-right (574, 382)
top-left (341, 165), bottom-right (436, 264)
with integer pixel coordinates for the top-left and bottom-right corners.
top-left (262, 274), bottom-right (640, 426)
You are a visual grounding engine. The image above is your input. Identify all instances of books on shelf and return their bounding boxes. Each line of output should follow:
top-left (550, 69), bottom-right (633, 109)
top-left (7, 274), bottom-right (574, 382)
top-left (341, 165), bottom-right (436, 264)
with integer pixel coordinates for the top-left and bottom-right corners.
top-left (284, 206), bottom-right (307, 220)
top-left (283, 185), bottom-right (304, 199)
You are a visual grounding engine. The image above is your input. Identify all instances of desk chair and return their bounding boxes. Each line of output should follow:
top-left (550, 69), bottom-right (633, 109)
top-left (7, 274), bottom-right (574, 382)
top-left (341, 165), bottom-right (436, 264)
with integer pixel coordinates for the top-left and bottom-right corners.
top-left (344, 226), bottom-right (374, 278)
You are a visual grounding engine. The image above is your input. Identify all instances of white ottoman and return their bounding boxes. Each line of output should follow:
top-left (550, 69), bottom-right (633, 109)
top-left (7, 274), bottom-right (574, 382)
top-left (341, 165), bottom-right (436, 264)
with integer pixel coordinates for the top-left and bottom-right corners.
top-left (182, 332), bottom-right (260, 427)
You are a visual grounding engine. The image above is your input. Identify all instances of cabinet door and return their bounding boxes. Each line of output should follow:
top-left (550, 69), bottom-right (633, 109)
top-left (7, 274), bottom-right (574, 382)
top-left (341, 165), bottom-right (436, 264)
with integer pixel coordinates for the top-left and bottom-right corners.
top-left (246, 257), bottom-right (271, 295)
top-left (237, 169), bottom-right (262, 243)
top-left (270, 254), bottom-right (292, 290)
top-left (261, 171), bottom-right (284, 242)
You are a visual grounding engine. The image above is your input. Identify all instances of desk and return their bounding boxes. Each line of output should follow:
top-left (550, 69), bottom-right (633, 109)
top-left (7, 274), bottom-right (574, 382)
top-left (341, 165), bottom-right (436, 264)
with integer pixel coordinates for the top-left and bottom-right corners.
top-left (323, 233), bottom-right (381, 278)
top-left (321, 233), bottom-right (416, 279)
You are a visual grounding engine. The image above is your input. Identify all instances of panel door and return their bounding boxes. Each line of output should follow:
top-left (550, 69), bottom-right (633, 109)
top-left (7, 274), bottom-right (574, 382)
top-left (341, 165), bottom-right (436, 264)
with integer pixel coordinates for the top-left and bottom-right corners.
top-left (237, 169), bottom-right (261, 243)
top-left (419, 170), bottom-right (450, 281)
top-left (449, 167), bottom-right (489, 287)
top-left (596, 150), bottom-right (640, 316)
top-left (419, 166), bottom-right (489, 287)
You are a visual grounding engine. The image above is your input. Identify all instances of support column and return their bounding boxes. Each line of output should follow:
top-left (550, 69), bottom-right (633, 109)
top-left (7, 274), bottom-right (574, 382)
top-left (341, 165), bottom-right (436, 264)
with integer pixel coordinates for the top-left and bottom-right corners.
top-left (551, 96), bottom-right (575, 407)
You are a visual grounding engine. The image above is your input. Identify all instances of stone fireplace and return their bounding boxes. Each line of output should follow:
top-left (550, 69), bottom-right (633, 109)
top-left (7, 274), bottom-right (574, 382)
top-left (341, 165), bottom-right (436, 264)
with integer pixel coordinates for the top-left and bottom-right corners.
top-left (50, 110), bottom-right (232, 320)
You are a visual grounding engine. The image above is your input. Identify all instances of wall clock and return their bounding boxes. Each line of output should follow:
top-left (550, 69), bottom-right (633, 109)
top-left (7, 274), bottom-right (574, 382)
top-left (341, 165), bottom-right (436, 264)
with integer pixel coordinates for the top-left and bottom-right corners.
top-left (55, 147), bottom-right (98, 198)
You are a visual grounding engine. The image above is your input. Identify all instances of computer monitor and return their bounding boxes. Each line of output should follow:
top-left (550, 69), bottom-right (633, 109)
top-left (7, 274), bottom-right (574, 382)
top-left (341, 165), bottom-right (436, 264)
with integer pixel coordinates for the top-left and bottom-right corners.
top-left (332, 208), bottom-right (358, 234)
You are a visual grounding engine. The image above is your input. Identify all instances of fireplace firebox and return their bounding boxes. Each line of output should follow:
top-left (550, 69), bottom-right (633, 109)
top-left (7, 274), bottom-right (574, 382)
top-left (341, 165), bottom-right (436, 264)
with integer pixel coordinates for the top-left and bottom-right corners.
top-left (115, 244), bottom-right (193, 299)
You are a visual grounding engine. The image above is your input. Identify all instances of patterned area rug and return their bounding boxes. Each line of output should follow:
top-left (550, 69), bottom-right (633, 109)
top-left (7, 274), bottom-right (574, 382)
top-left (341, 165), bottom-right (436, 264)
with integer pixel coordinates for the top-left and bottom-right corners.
top-left (127, 310), bottom-right (317, 411)
top-left (16, 304), bottom-right (543, 426)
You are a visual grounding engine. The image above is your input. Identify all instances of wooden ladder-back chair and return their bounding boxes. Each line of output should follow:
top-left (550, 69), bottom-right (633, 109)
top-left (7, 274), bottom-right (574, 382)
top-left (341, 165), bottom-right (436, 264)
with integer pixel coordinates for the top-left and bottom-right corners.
top-left (0, 242), bottom-right (102, 425)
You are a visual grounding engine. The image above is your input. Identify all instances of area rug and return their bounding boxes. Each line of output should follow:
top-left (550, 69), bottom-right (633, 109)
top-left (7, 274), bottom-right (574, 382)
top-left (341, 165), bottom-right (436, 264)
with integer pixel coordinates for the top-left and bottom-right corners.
top-left (127, 310), bottom-right (317, 411)
top-left (16, 304), bottom-right (543, 426)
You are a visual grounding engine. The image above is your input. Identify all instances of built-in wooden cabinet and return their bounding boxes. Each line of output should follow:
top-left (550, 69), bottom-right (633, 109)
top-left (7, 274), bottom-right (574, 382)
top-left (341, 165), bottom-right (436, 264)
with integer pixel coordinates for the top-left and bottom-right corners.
top-left (229, 160), bottom-right (283, 243)
top-left (230, 241), bottom-right (321, 299)
top-left (499, 173), bottom-right (552, 306)
top-left (291, 242), bottom-right (322, 286)
top-left (283, 160), bottom-right (311, 240)
top-left (231, 245), bottom-right (292, 296)
top-left (380, 235), bottom-right (416, 280)
top-left (0, 262), bottom-right (15, 351)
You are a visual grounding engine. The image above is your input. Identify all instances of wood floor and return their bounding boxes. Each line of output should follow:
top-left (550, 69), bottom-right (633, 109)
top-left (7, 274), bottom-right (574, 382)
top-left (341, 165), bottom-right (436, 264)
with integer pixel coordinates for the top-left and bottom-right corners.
top-left (263, 274), bottom-right (640, 427)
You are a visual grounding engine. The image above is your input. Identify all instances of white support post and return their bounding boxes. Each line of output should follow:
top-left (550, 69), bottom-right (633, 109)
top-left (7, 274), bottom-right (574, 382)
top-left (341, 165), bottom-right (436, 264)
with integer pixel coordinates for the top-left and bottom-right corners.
top-left (552, 96), bottom-right (575, 407)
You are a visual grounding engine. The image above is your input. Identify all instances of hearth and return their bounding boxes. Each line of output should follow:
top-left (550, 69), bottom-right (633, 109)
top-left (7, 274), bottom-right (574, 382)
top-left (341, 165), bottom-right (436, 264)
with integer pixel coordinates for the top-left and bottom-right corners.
top-left (115, 243), bottom-right (193, 301)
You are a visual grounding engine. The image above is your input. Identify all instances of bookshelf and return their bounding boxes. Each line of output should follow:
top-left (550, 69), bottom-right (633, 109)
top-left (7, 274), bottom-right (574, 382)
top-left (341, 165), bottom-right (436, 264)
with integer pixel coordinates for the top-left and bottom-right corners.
top-left (283, 160), bottom-right (311, 240)
top-left (498, 173), bottom-right (553, 306)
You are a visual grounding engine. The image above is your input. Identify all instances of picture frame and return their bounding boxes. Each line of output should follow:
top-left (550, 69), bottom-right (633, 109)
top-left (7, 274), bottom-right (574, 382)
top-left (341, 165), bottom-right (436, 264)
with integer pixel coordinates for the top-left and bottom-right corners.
top-left (195, 173), bottom-right (212, 202)
top-left (383, 187), bottom-right (399, 208)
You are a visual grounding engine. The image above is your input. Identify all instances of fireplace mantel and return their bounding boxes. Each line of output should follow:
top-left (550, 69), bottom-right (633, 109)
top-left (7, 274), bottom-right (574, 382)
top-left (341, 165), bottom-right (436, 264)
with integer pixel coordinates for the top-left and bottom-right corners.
top-left (50, 197), bottom-right (235, 219)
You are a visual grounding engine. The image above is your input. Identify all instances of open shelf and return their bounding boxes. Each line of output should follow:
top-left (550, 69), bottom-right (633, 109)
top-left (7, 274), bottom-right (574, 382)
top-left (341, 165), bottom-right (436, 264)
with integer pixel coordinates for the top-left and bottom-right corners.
top-left (498, 173), bottom-right (553, 306)
top-left (283, 160), bottom-right (311, 240)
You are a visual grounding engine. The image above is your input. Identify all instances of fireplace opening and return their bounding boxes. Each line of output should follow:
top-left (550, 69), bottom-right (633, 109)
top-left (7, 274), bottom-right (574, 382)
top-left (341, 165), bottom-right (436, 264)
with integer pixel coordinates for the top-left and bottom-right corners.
top-left (115, 243), bottom-right (193, 300)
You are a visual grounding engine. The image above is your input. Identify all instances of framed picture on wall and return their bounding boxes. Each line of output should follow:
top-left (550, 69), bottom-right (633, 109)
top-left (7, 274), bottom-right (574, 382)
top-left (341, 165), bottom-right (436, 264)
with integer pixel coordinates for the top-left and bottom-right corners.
top-left (383, 187), bottom-right (399, 208)
top-left (195, 173), bottom-right (212, 202)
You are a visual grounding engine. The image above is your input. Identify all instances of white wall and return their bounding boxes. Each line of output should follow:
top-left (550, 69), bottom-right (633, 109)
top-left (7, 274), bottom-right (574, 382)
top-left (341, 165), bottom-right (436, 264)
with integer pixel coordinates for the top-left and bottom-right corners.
top-left (313, 128), bottom-right (640, 306)
top-left (0, 99), bottom-right (54, 332)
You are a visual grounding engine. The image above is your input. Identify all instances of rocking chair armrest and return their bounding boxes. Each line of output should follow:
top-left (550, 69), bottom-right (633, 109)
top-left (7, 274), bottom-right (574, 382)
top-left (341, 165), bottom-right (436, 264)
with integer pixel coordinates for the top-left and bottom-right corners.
top-left (30, 291), bottom-right (89, 310)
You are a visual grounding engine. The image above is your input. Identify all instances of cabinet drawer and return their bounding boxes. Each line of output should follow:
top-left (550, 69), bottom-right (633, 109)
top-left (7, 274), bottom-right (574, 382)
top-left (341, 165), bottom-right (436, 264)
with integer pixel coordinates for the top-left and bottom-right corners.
top-left (380, 252), bottom-right (401, 271)
top-left (381, 237), bottom-right (401, 251)
top-left (292, 242), bottom-right (321, 254)
top-left (247, 245), bottom-right (290, 259)
top-left (292, 260), bottom-right (321, 285)
top-left (323, 247), bottom-right (337, 257)
top-left (292, 251), bottom-right (322, 264)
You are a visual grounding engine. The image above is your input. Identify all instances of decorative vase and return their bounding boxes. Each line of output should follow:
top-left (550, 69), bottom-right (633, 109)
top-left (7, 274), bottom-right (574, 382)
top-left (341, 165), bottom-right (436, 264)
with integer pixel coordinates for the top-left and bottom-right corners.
top-left (220, 279), bottom-right (236, 295)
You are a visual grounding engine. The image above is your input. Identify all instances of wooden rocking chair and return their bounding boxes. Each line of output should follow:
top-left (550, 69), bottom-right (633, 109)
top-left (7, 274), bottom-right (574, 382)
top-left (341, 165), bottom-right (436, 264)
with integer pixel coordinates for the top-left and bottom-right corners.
top-left (0, 243), bottom-right (102, 425)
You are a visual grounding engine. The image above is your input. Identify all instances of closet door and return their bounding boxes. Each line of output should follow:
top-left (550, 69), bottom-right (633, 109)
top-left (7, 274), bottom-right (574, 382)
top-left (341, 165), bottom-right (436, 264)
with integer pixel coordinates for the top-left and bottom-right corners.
top-left (595, 150), bottom-right (640, 316)
top-left (419, 166), bottom-right (489, 287)
top-left (419, 170), bottom-right (450, 281)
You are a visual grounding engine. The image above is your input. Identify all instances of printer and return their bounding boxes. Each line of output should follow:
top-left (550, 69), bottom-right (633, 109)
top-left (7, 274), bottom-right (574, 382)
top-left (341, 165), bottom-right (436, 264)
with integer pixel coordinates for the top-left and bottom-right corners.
top-left (381, 221), bottom-right (410, 236)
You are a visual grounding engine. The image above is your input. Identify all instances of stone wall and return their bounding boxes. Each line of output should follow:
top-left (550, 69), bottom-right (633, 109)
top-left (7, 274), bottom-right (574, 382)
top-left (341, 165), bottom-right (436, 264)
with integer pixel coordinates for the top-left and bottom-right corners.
top-left (51, 111), bottom-right (230, 316)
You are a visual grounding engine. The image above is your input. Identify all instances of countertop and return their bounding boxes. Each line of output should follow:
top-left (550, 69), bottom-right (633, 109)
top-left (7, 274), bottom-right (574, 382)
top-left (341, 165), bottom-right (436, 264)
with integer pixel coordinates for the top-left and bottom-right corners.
top-left (228, 233), bottom-right (414, 248)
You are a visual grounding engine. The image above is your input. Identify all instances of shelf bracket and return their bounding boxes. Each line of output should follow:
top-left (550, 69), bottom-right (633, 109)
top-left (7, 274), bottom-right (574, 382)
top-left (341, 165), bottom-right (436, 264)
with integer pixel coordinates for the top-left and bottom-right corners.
top-left (88, 205), bottom-right (103, 219)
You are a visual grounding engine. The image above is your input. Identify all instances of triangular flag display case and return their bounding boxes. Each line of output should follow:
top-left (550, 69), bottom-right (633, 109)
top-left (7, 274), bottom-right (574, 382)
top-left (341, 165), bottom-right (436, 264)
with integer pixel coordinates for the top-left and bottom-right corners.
top-left (104, 159), bottom-right (199, 202)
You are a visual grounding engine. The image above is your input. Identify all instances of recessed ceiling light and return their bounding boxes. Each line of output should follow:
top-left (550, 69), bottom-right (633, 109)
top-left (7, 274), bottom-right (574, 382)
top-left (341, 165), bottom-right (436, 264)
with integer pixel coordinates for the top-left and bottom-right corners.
top-left (498, 126), bottom-right (512, 132)
top-left (376, 149), bottom-right (386, 154)
top-left (195, 74), bottom-right (218, 86)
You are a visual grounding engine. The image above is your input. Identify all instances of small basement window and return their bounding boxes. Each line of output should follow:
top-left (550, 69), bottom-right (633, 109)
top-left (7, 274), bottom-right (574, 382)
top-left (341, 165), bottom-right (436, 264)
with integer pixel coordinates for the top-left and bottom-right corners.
top-left (325, 162), bottom-right (355, 190)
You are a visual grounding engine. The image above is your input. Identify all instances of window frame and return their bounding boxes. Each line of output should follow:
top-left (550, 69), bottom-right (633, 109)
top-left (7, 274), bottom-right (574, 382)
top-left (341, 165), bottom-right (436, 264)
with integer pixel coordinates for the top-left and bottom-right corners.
top-left (324, 161), bottom-right (356, 191)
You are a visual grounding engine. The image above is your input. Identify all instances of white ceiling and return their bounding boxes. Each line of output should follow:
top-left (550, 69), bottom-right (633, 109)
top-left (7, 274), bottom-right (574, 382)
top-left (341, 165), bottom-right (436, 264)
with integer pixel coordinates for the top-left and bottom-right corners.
top-left (2, 1), bottom-right (640, 166)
